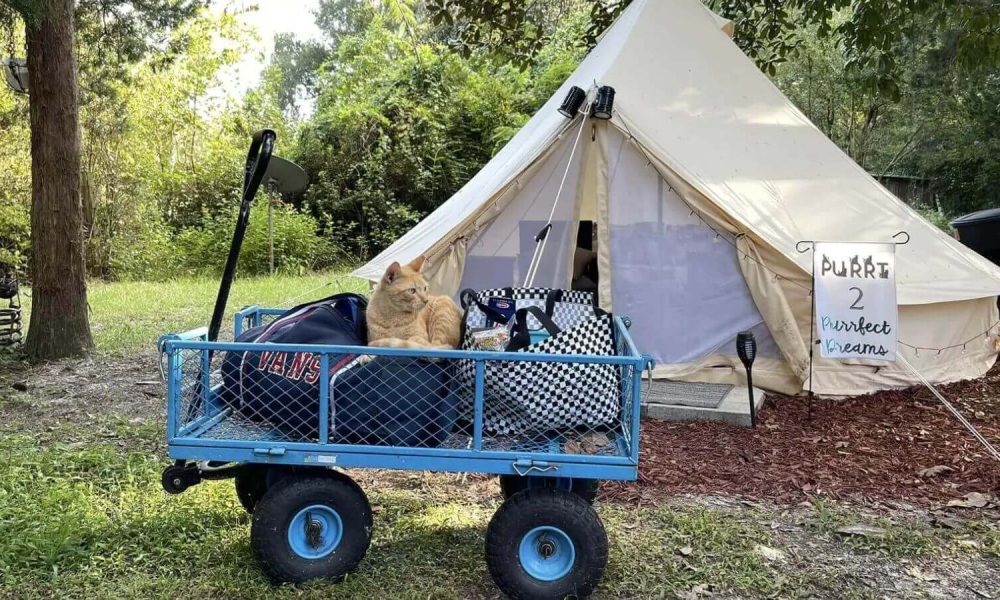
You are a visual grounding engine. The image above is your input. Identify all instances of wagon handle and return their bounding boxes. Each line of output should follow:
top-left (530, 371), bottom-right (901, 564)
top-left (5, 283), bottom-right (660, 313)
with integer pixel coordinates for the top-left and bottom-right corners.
top-left (208, 129), bottom-right (277, 343)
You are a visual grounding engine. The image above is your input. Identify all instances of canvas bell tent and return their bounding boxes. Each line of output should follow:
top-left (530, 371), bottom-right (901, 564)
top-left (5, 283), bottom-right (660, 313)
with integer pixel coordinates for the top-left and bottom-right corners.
top-left (354, 0), bottom-right (1000, 396)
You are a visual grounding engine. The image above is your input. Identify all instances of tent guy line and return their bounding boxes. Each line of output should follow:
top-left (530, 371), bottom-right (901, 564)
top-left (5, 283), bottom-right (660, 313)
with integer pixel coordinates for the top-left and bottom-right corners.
top-left (898, 353), bottom-right (1000, 463)
top-left (614, 114), bottom-right (1000, 359)
top-left (524, 99), bottom-right (594, 288)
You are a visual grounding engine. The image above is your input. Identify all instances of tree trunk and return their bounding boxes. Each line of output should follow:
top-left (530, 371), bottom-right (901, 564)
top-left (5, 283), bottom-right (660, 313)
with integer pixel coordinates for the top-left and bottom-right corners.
top-left (23, 0), bottom-right (94, 359)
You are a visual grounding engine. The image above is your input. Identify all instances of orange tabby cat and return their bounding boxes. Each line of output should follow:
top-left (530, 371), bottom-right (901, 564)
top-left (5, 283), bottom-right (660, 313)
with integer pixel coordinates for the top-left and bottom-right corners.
top-left (366, 256), bottom-right (462, 350)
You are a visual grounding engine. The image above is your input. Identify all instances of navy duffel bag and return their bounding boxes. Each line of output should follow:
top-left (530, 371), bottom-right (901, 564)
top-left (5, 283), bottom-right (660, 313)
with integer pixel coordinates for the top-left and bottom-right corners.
top-left (330, 357), bottom-right (459, 448)
top-left (219, 293), bottom-right (458, 447)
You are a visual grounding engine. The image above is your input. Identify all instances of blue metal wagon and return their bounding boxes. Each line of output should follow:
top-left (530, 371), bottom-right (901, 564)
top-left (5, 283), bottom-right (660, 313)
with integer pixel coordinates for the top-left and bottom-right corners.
top-left (158, 131), bottom-right (651, 600)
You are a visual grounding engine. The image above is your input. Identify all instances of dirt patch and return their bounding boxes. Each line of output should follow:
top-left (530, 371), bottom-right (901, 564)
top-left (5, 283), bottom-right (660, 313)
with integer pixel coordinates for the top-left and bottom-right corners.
top-left (0, 351), bottom-right (164, 437)
top-left (606, 365), bottom-right (1000, 508)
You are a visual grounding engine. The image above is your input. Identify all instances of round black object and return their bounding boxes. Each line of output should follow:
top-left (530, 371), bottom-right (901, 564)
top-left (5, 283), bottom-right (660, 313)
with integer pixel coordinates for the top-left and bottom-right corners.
top-left (251, 472), bottom-right (373, 584)
top-left (557, 85), bottom-right (587, 118)
top-left (0, 275), bottom-right (17, 300)
top-left (235, 464), bottom-right (271, 514)
top-left (951, 207), bottom-right (1000, 265)
top-left (499, 475), bottom-right (600, 504)
top-left (486, 488), bottom-right (608, 600)
top-left (161, 465), bottom-right (188, 494)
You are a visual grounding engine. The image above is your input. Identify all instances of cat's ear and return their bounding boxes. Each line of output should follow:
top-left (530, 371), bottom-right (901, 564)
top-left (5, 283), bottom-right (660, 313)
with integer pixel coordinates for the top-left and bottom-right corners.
top-left (407, 255), bottom-right (426, 273)
top-left (384, 261), bottom-right (401, 284)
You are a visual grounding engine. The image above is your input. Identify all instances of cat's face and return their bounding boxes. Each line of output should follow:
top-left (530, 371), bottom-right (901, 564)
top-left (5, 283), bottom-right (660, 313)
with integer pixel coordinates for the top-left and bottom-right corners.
top-left (379, 256), bottom-right (430, 312)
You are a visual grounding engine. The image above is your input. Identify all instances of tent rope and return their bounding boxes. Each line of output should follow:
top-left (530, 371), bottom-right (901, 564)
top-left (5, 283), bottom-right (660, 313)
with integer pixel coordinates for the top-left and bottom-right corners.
top-left (523, 100), bottom-right (592, 287)
top-left (897, 353), bottom-right (1000, 463)
top-left (614, 113), bottom-right (1000, 357)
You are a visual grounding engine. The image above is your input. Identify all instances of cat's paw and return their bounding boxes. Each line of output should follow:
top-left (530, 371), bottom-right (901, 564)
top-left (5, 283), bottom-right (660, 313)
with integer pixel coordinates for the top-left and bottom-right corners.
top-left (357, 354), bottom-right (376, 365)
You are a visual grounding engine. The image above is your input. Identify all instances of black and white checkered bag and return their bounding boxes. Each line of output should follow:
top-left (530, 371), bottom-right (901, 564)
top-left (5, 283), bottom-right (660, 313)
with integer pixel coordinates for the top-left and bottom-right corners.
top-left (457, 288), bottom-right (619, 434)
top-left (462, 287), bottom-right (598, 331)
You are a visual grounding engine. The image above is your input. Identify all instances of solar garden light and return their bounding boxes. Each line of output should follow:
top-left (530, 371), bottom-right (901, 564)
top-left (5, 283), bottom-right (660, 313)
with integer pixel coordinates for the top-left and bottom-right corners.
top-left (736, 330), bottom-right (757, 428)
top-left (557, 85), bottom-right (587, 118)
top-left (591, 85), bottom-right (616, 120)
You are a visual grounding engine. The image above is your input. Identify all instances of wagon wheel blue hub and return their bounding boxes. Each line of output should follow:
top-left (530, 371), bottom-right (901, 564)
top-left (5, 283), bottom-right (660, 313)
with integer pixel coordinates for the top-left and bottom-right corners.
top-left (287, 504), bottom-right (343, 559)
top-left (518, 526), bottom-right (575, 581)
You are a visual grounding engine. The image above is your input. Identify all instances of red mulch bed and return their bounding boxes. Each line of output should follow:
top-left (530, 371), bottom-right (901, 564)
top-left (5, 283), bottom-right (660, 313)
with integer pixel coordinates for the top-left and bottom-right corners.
top-left (605, 365), bottom-right (1000, 506)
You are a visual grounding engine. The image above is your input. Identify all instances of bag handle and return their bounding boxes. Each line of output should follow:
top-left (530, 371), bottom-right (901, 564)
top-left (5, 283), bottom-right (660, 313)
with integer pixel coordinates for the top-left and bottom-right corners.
top-left (544, 289), bottom-right (563, 316)
top-left (508, 306), bottom-right (562, 351)
top-left (460, 288), bottom-right (514, 325)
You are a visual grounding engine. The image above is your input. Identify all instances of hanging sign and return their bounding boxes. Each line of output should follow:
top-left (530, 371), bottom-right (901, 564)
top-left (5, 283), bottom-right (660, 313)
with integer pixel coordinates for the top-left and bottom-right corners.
top-left (813, 242), bottom-right (898, 361)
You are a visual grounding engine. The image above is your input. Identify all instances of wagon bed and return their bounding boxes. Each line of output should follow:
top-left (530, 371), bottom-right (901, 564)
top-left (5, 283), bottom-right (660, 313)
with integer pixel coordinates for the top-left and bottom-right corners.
top-left (161, 307), bottom-right (648, 483)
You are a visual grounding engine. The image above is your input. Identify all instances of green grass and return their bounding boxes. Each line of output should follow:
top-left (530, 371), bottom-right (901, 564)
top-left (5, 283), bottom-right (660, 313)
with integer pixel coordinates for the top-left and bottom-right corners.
top-left (804, 497), bottom-right (945, 559)
top-left (19, 272), bottom-right (368, 355)
top-left (4, 274), bottom-right (999, 598)
top-left (0, 428), bottom-right (851, 600)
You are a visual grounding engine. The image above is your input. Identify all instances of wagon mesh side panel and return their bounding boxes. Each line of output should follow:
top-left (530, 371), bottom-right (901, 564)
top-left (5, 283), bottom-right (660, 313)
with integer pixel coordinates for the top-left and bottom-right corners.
top-left (173, 347), bottom-right (211, 433)
top-left (616, 330), bottom-right (637, 459)
top-left (169, 321), bottom-right (640, 460)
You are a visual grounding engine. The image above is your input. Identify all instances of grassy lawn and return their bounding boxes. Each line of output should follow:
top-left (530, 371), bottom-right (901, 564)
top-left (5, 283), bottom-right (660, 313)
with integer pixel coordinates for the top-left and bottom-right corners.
top-left (2, 423), bottom-right (996, 599)
top-left (2, 273), bottom-right (998, 599)
top-left (0, 429), bottom-right (866, 600)
top-left (17, 271), bottom-right (368, 355)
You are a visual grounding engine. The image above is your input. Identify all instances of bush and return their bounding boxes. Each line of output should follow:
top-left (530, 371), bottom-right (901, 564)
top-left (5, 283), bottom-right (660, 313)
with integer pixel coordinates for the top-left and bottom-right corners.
top-left (0, 201), bottom-right (29, 274)
top-left (175, 202), bottom-right (335, 276)
top-left (915, 207), bottom-right (953, 233)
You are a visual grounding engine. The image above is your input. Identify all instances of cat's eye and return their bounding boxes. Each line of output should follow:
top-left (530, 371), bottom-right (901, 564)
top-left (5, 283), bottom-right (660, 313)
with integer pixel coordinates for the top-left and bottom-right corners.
top-left (407, 287), bottom-right (417, 294)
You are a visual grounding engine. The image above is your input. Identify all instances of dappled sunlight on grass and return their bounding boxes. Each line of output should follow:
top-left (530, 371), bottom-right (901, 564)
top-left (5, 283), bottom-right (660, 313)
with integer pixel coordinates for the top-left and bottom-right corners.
top-left (2, 429), bottom-right (999, 599)
top-left (19, 271), bottom-right (368, 355)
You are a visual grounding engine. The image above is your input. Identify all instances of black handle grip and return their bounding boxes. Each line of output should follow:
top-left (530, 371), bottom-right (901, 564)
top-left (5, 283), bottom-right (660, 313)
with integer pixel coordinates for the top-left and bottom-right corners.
top-left (208, 129), bottom-right (277, 343)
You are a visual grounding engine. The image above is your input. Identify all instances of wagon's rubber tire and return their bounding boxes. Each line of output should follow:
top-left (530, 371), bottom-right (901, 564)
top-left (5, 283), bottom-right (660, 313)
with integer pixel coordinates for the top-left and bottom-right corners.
top-left (485, 488), bottom-right (608, 600)
top-left (235, 464), bottom-right (271, 514)
top-left (250, 472), bottom-right (373, 584)
top-left (499, 475), bottom-right (601, 504)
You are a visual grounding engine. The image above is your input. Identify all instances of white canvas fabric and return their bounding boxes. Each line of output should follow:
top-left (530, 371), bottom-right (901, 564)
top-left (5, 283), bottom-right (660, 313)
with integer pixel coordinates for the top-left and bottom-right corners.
top-left (458, 132), bottom-right (584, 292)
top-left (355, 0), bottom-right (1000, 395)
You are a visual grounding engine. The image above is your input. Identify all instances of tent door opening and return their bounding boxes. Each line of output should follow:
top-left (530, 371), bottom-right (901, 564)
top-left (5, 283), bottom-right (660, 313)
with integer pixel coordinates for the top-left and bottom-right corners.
top-left (572, 221), bottom-right (599, 294)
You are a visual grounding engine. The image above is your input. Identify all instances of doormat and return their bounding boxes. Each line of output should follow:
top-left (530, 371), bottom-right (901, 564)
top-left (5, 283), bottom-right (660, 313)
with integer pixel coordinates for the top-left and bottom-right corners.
top-left (645, 381), bottom-right (733, 409)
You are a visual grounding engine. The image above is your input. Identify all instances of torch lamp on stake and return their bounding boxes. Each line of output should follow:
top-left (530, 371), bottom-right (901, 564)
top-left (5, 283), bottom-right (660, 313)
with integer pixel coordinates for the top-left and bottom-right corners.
top-left (736, 330), bottom-right (757, 428)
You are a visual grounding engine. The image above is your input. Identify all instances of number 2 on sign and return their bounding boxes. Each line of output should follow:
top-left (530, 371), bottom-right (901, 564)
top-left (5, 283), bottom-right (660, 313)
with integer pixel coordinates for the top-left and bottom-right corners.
top-left (849, 287), bottom-right (864, 310)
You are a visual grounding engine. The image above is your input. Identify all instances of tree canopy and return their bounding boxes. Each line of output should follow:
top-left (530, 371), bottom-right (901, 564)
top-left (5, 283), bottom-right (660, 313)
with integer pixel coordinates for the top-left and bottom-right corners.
top-left (1, 0), bottom-right (998, 284)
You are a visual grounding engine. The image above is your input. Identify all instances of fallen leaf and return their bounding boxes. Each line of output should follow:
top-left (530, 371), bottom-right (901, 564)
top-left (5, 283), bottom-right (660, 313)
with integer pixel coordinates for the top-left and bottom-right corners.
top-left (678, 545), bottom-right (693, 556)
top-left (678, 583), bottom-right (713, 599)
top-left (835, 525), bottom-right (886, 538)
top-left (947, 492), bottom-right (992, 509)
top-left (930, 516), bottom-right (963, 529)
top-left (968, 587), bottom-right (992, 599)
top-left (754, 544), bottom-right (785, 562)
top-left (906, 566), bottom-right (941, 582)
top-left (918, 465), bottom-right (955, 478)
